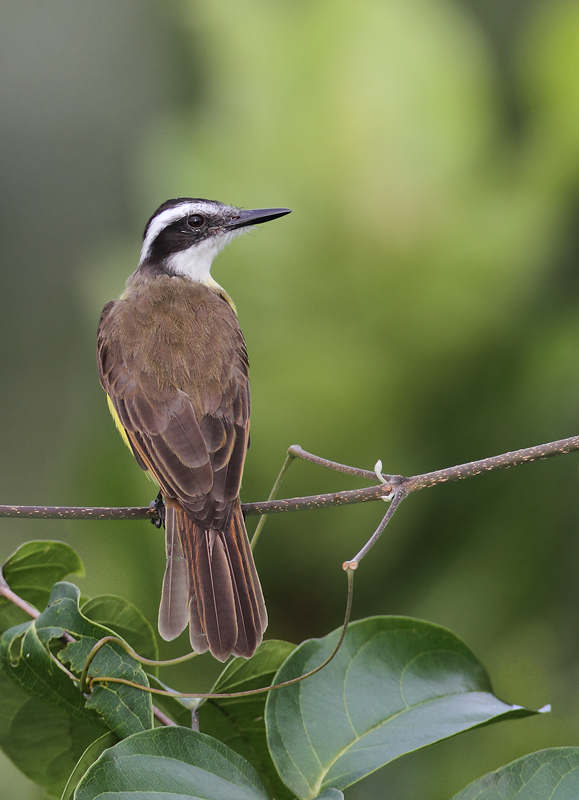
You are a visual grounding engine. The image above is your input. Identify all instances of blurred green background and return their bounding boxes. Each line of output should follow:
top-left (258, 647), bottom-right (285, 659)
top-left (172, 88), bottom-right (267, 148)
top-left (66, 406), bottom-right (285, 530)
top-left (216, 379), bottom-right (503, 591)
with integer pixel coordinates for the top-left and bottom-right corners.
top-left (1, 0), bottom-right (579, 797)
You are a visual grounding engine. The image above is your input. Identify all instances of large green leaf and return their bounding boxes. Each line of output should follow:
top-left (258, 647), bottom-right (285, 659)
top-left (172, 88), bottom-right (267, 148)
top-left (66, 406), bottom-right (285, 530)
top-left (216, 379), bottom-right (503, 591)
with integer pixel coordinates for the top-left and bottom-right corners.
top-left (266, 617), bottom-right (545, 800)
top-left (81, 594), bottom-right (158, 667)
top-left (0, 668), bottom-right (108, 799)
top-left (200, 639), bottom-right (296, 800)
top-left (0, 540), bottom-right (84, 633)
top-left (74, 727), bottom-right (270, 799)
top-left (61, 731), bottom-right (118, 800)
top-left (0, 581), bottom-right (153, 738)
top-left (452, 747), bottom-right (579, 799)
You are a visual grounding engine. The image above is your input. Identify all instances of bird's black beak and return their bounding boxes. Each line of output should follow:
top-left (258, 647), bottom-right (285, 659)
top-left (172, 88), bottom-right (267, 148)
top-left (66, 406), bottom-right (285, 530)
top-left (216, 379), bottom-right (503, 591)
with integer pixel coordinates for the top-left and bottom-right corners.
top-left (225, 207), bottom-right (292, 230)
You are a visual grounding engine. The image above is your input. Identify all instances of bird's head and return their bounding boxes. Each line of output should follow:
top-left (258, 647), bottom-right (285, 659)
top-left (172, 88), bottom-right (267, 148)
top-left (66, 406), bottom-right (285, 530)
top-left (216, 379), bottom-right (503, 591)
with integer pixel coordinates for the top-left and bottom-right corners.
top-left (136, 198), bottom-right (291, 284)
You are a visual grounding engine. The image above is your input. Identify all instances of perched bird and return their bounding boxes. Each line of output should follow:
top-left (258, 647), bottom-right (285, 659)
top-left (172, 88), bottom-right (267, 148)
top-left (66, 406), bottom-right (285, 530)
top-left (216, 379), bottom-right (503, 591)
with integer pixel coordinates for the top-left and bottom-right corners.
top-left (97, 198), bottom-right (291, 661)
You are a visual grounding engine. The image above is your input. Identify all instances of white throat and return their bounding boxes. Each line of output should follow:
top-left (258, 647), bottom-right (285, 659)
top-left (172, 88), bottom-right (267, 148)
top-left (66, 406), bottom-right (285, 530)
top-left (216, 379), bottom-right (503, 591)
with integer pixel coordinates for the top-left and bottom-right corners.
top-left (164, 231), bottom-right (239, 284)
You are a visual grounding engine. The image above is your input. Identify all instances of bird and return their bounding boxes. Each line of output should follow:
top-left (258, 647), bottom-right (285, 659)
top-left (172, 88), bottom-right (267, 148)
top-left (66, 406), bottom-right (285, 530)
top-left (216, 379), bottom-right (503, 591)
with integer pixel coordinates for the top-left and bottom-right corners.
top-left (97, 198), bottom-right (291, 661)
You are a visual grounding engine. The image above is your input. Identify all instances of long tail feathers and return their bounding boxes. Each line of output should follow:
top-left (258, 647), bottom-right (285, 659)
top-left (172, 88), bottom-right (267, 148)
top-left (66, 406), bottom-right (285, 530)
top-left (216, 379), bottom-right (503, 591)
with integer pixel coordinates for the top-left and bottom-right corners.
top-left (158, 502), bottom-right (189, 641)
top-left (158, 498), bottom-right (267, 662)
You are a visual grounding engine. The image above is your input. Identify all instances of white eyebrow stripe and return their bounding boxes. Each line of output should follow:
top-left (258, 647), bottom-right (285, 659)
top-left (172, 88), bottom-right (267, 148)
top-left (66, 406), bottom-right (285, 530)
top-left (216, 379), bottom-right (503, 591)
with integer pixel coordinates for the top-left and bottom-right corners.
top-left (139, 200), bottom-right (218, 264)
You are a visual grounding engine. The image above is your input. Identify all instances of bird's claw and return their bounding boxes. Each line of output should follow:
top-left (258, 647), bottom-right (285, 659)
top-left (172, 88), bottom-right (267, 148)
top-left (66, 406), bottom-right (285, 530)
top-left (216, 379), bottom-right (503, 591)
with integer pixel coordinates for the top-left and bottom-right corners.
top-left (150, 491), bottom-right (166, 528)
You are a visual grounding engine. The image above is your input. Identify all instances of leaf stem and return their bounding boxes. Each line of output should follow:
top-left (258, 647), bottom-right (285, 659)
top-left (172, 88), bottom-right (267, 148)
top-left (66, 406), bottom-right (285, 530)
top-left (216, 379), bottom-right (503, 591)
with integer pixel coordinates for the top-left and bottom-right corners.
top-left (80, 636), bottom-right (200, 693)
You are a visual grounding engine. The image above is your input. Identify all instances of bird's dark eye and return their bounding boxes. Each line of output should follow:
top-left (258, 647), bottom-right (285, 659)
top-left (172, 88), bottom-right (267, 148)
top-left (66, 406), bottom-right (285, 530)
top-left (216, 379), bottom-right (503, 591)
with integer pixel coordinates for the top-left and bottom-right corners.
top-left (187, 214), bottom-right (205, 228)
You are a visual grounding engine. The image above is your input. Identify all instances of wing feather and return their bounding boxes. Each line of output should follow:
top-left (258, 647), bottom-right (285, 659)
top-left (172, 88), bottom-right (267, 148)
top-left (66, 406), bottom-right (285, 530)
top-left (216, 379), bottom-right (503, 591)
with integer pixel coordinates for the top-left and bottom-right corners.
top-left (97, 283), bottom-right (250, 515)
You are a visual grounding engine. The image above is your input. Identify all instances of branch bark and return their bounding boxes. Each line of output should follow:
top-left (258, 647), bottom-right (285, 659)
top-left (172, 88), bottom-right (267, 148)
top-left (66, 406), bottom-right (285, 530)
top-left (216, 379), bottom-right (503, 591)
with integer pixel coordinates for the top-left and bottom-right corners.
top-left (0, 434), bottom-right (577, 522)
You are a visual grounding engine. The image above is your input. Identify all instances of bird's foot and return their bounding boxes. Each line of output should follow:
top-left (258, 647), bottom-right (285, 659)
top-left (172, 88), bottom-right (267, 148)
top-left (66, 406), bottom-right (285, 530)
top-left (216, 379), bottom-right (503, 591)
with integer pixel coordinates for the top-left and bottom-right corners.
top-left (150, 491), bottom-right (166, 529)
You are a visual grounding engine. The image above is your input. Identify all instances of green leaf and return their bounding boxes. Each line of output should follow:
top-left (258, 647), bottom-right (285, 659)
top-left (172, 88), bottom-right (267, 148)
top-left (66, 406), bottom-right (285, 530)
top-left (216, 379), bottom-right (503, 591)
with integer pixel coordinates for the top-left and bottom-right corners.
top-left (200, 639), bottom-right (296, 800)
top-left (313, 792), bottom-right (344, 800)
top-left (0, 619), bottom-right (97, 721)
top-left (74, 727), bottom-right (270, 799)
top-left (451, 747), bottom-right (579, 799)
top-left (54, 585), bottom-right (153, 737)
top-left (0, 581), bottom-right (153, 738)
top-left (266, 616), bottom-right (545, 800)
top-left (0, 668), bottom-right (108, 799)
top-left (61, 731), bottom-right (118, 800)
top-left (81, 594), bottom-right (158, 669)
top-left (0, 540), bottom-right (84, 633)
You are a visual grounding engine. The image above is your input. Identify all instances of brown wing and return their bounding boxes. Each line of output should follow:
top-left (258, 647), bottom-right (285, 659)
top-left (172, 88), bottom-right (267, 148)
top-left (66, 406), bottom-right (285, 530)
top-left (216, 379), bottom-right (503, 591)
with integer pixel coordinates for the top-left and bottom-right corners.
top-left (97, 288), bottom-right (250, 526)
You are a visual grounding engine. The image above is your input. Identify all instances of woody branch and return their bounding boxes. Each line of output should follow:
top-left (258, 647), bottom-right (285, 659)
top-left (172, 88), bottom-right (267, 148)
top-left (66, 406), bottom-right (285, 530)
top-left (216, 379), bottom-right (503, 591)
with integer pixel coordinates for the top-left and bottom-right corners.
top-left (0, 434), bottom-right (576, 522)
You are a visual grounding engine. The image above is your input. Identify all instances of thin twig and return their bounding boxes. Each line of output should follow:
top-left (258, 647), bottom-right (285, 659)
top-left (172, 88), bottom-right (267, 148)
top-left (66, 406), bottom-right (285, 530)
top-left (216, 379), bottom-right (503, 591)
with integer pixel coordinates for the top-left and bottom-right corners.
top-left (250, 450), bottom-right (296, 550)
top-left (287, 436), bottom-right (579, 567)
top-left (344, 488), bottom-right (407, 568)
top-left (288, 445), bottom-right (400, 482)
top-left (1, 435), bottom-right (577, 523)
top-left (403, 436), bottom-right (579, 491)
top-left (0, 577), bottom-right (41, 618)
top-left (0, 486), bottom-right (393, 521)
top-left (0, 505), bottom-right (155, 521)
top-left (152, 707), bottom-right (177, 727)
top-left (245, 483), bottom-right (394, 515)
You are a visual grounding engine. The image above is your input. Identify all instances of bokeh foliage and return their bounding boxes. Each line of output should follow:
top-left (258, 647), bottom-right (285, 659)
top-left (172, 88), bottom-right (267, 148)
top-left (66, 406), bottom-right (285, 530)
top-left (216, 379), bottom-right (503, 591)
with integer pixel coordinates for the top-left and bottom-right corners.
top-left (1, 0), bottom-right (579, 798)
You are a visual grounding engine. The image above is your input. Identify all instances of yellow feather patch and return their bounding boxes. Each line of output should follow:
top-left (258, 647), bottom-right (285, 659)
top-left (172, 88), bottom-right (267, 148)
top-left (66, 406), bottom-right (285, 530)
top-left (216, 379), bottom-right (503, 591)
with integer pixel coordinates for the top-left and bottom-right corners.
top-left (207, 277), bottom-right (237, 313)
top-left (106, 394), bottom-right (132, 452)
top-left (106, 394), bottom-right (157, 484)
